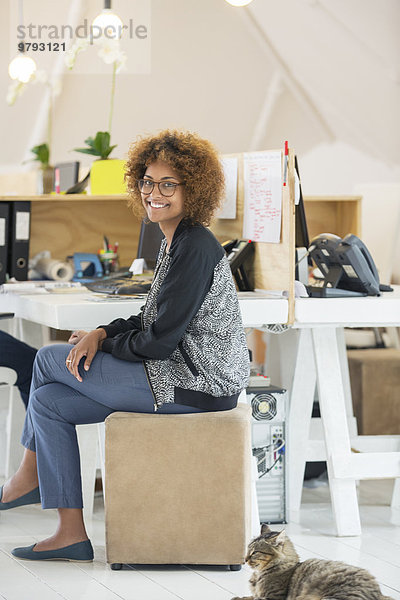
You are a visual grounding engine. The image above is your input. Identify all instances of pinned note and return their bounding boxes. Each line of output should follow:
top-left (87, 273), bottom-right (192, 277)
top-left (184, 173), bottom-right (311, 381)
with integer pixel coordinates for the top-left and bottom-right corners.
top-left (219, 157), bottom-right (238, 219)
top-left (242, 151), bottom-right (282, 243)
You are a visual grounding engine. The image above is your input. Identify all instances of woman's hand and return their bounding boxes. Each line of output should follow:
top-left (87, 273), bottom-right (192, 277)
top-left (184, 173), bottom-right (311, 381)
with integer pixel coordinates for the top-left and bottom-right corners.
top-left (65, 328), bottom-right (107, 382)
top-left (68, 330), bottom-right (88, 345)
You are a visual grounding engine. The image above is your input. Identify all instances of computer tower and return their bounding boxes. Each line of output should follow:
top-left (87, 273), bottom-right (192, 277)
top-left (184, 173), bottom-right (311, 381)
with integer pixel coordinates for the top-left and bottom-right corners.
top-left (246, 379), bottom-right (287, 524)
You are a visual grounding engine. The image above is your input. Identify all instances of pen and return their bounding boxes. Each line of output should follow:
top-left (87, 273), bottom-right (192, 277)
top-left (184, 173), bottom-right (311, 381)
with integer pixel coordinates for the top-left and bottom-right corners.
top-left (55, 168), bottom-right (60, 194)
top-left (103, 235), bottom-right (110, 251)
top-left (283, 141), bottom-right (288, 187)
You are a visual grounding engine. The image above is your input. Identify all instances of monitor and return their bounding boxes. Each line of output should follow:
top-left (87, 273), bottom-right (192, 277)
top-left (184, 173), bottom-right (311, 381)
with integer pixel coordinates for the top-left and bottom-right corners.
top-left (54, 162), bottom-right (80, 192)
top-left (294, 156), bottom-right (309, 250)
top-left (136, 220), bottom-right (165, 269)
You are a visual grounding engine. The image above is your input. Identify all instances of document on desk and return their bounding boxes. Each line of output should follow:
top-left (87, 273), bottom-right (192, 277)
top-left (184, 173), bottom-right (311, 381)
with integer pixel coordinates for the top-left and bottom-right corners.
top-left (0, 281), bottom-right (84, 294)
top-left (88, 294), bottom-right (148, 301)
top-left (243, 151), bottom-right (282, 243)
top-left (218, 157), bottom-right (237, 219)
top-left (238, 290), bottom-right (286, 299)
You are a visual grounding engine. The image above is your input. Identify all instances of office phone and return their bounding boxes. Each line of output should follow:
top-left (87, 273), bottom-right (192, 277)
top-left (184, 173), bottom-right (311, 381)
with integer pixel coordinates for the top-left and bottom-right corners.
top-left (307, 233), bottom-right (381, 297)
top-left (222, 239), bottom-right (255, 291)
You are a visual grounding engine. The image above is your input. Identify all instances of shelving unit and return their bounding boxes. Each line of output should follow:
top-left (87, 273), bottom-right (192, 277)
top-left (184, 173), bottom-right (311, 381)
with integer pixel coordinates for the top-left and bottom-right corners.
top-left (303, 195), bottom-right (362, 240)
top-left (1, 195), bottom-right (140, 269)
top-left (1, 194), bottom-right (362, 291)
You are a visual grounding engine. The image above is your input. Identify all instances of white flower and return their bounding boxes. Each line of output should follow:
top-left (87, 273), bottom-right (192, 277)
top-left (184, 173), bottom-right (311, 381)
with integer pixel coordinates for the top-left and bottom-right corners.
top-left (6, 80), bottom-right (26, 105)
top-left (64, 37), bottom-right (90, 69)
top-left (65, 52), bottom-right (75, 69)
top-left (97, 38), bottom-right (122, 64)
top-left (115, 51), bottom-right (127, 73)
top-left (64, 35), bottom-right (128, 71)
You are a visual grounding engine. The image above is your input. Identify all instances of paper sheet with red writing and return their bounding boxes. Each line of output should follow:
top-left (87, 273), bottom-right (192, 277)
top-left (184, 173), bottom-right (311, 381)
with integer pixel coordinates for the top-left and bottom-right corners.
top-left (242, 151), bottom-right (282, 243)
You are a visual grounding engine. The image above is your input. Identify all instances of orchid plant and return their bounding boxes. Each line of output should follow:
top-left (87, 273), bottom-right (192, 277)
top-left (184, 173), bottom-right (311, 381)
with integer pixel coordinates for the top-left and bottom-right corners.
top-left (65, 36), bottom-right (127, 156)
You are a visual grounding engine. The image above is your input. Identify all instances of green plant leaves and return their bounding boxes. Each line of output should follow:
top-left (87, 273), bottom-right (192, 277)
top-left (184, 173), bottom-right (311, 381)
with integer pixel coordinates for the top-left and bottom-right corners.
top-left (27, 143), bottom-right (50, 166)
top-left (73, 131), bottom-right (117, 160)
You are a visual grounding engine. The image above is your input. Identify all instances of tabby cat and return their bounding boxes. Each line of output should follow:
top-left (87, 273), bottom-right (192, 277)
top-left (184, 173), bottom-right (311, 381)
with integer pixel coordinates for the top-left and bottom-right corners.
top-left (232, 524), bottom-right (393, 600)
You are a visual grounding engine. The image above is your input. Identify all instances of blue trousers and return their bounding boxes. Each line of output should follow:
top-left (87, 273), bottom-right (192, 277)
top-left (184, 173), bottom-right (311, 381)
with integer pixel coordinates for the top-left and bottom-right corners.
top-left (0, 330), bottom-right (36, 408)
top-left (21, 344), bottom-right (205, 509)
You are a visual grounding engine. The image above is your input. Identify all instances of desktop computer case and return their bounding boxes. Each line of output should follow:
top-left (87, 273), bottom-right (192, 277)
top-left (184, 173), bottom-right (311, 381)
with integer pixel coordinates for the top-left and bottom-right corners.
top-left (246, 383), bottom-right (288, 524)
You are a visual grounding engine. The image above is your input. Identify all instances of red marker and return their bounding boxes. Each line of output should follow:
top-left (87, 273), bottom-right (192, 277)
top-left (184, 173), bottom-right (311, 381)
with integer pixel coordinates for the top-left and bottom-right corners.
top-left (55, 167), bottom-right (60, 194)
top-left (283, 141), bottom-right (288, 187)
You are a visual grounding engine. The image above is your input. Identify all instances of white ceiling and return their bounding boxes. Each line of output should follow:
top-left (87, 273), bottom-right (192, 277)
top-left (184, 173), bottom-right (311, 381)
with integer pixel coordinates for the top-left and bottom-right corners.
top-left (246, 0), bottom-right (400, 164)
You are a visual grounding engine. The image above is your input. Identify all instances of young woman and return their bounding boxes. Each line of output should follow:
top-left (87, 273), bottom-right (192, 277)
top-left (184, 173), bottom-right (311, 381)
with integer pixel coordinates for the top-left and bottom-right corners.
top-left (0, 130), bottom-right (250, 562)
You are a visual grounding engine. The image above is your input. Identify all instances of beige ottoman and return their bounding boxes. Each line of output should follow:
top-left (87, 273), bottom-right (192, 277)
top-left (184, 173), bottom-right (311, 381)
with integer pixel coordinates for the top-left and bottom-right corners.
top-left (348, 348), bottom-right (400, 435)
top-left (104, 403), bottom-right (252, 570)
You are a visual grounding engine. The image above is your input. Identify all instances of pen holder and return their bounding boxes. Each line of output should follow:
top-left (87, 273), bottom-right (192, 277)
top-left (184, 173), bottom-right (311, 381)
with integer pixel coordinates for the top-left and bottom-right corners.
top-left (98, 250), bottom-right (119, 276)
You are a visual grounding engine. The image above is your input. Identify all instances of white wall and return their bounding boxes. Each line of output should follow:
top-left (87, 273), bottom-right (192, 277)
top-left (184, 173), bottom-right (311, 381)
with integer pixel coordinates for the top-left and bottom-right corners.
top-left (1, 0), bottom-right (399, 210)
top-left (300, 141), bottom-right (400, 195)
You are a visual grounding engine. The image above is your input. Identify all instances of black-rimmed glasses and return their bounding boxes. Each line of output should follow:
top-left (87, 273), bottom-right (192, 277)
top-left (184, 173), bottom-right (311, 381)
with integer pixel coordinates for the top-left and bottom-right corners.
top-left (138, 179), bottom-right (185, 198)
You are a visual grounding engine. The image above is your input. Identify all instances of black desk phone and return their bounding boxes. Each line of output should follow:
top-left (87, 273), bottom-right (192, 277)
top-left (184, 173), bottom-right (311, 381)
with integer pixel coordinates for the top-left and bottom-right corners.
top-left (308, 233), bottom-right (381, 297)
top-left (222, 239), bottom-right (255, 291)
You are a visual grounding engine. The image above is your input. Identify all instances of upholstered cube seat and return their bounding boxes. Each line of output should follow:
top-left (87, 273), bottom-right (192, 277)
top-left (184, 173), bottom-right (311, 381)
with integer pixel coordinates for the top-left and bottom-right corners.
top-left (348, 348), bottom-right (400, 435)
top-left (104, 403), bottom-right (252, 570)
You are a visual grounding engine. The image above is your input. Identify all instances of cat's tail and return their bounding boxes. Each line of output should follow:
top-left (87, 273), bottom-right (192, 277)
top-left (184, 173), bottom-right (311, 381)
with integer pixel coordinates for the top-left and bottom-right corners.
top-left (322, 597), bottom-right (393, 600)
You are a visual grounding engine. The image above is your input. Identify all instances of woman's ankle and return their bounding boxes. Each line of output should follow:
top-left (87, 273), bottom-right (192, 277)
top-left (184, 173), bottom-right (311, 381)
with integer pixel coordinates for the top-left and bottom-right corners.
top-left (1, 474), bottom-right (38, 503)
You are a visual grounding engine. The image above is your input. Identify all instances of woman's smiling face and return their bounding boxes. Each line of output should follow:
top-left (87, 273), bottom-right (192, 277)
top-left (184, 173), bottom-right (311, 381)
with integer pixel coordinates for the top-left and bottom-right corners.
top-left (141, 160), bottom-right (185, 231)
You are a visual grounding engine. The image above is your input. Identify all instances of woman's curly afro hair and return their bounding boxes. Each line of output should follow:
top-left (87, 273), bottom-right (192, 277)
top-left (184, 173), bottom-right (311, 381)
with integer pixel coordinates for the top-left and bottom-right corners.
top-left (125, 129), bottom-right (225, 226)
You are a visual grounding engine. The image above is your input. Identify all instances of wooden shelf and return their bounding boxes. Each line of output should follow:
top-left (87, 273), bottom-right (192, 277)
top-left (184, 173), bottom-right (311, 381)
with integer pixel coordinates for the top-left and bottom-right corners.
top-left (0, 195), bottom-right (128, 202)
top-left (303, 195), bottom-right (362, 240)
top-left (0, 195), bottom-right (139, 268)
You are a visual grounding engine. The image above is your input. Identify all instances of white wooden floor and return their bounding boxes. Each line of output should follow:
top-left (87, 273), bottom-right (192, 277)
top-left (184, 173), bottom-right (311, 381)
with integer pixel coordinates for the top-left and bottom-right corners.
top-left (0, 479), bottom-right (399, 600)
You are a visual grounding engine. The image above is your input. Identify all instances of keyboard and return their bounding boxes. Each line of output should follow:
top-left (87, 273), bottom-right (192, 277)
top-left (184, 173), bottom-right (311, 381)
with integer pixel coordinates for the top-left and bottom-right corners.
top-left (86, 276), bottom-right (152, 295)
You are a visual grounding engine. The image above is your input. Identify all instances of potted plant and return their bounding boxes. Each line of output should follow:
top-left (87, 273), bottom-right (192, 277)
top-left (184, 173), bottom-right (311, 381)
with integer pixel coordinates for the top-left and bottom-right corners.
top-left (74, 131), bottom-right (125, 195)
top-left (27, 143), bottom-right (54, 194)
top-left (7, 71), bottom-right (60, 194)
top-left (66, 37), bottom-right (127, 195)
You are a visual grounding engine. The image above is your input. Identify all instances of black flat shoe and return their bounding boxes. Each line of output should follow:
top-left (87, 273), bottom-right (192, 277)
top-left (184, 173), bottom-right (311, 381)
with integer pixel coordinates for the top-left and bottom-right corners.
top-left (12, 539), bottom-right (94, 562)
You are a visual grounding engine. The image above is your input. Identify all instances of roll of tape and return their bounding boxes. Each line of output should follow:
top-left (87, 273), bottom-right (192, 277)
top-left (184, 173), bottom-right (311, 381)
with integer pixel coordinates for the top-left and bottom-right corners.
top-left (35, 257), bottom-right (74, 282)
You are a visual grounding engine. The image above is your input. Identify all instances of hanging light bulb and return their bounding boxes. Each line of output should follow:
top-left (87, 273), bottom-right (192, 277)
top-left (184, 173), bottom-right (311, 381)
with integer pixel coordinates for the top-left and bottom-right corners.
top-left (92, 0), bottom-right (123, 39)
top-left (225, 0), bottom-right (254, 6)
top-left (8, 0), bottom-right (37, 82)
top-left (8, 53), bottom-right (36, 83)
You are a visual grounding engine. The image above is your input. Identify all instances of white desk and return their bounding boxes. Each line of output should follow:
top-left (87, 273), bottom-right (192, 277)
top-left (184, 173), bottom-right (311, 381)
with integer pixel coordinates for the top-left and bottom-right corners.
top-left (2, 287), bottom-right (400, 536)
top-left (0, 290), bottom-right (288, 331)
top-left (288, 288), bottom-right (400, 536)
top-left (295, 289), bottom-right (400, 327)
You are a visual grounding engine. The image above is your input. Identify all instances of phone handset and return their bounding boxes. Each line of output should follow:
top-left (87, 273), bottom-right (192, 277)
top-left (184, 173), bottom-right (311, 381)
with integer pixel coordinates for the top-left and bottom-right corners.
top-left (336, 234), bottom-right (380, 296)
top-left (222, 239), bottom-right (255, 291)
top-left (308, 233), bottom-right (381, 296)
top-left (339, 234), bottom-right (379, 284)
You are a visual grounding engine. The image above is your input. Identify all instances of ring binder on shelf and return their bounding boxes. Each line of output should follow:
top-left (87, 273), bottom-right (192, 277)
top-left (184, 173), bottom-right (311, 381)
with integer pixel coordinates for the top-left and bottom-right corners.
top-left (0, 202), bottom-right (9, 284)
top-left (8, 201), bottom-right (31, 281)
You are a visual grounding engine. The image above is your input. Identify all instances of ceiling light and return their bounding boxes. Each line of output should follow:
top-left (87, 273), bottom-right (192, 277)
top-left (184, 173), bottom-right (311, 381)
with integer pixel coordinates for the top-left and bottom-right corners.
top-left (8, 0), bottom-right (37, 82)
top-left (225, 0), bottom-right (254, 6)
top-left (8, 53), bottom-right (36, 83)
top-left (92, 1), bottom-right (123, 39)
